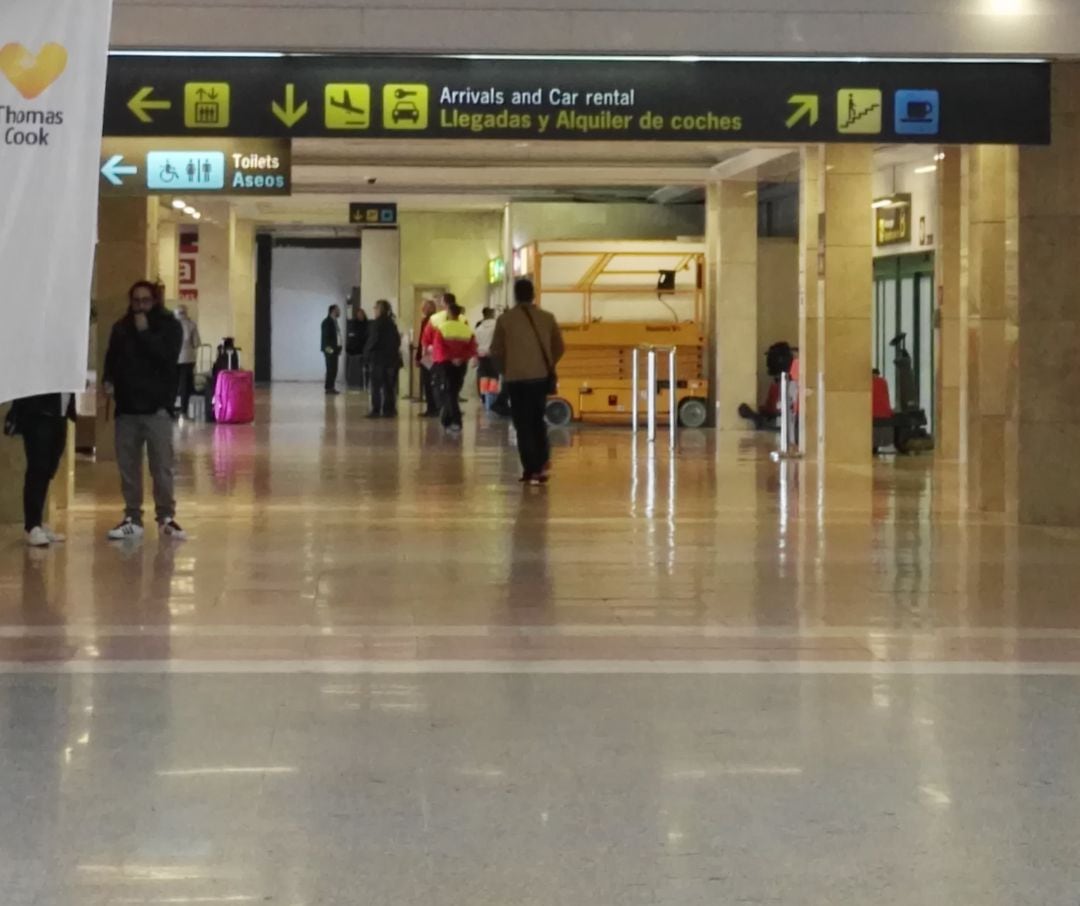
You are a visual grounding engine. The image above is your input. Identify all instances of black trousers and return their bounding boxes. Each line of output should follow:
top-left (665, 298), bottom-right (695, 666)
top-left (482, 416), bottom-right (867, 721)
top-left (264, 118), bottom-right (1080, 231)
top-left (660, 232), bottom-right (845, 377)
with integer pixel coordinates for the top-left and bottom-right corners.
top-left (419, 365), bottom-right (438, 414)
top-left (324, 352), bottom-right (340, 391)
top-left (369, 364), bottom-right (398, 416)
top-left (507, 379), bottom-right (551, 476)
top-left (21, 415), bottom-right (68, 532)
top-left (177, 363), bottom-right (196, 416)
top-left (434, 362), bottom-right (468, 428)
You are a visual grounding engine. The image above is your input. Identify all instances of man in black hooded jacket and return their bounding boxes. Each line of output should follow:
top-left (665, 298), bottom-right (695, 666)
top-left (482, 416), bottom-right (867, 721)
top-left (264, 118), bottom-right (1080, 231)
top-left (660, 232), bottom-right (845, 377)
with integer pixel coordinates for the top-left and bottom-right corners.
top-left (102, 280), bottom-right (185, 541)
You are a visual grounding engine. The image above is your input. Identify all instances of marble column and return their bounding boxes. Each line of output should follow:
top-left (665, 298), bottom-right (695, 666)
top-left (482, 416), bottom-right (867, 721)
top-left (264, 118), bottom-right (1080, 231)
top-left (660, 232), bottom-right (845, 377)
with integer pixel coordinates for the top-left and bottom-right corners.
top-left (93, 197), bottom-right (161, 462)
top-left (964, 144), bottom-right (1019, 515)
top-left (819, 145), bottom-right (874, 466)
top-left (1015, 62), bottom-right (1080, 525)
top-left (230, 217), bottom-right (257, 366)
top-left (935, 146), bottom-right (965, 463)
top-left (798, 145), bottom-right (823, 457)
top-left (706, 180), bottom-right (758, 431)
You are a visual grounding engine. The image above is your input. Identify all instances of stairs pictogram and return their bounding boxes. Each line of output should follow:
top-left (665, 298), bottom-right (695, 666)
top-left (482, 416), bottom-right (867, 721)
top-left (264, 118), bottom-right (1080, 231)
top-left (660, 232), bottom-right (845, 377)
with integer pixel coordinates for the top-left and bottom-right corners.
top-left (842, 100), bottom-right (881, 130)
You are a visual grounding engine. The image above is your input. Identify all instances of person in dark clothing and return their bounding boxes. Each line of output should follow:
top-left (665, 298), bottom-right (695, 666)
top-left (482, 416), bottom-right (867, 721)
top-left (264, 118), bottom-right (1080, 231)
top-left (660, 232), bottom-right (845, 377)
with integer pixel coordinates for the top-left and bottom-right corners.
top-left (345, 306), bottom-right (370, 390)
top-left (103, 280), bottom-right (186, 540)
top-left (321, 305), bottom-right (343, 395)
top-left (9, 394), bottom-right (76, 547)
top-left (416, 298), bottom-right (438, 417)
top-left (364, 299), bottom-right (402, 418)
top-left (491, 278), bottom-right (565, 486)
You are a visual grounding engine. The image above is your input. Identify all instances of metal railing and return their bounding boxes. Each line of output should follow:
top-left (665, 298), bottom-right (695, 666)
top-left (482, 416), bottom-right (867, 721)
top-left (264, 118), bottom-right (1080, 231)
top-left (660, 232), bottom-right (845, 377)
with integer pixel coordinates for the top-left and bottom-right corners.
top-left (631, 345), bottom-right (677, 450)
top-left (770, 371), bottom-right (802, 462)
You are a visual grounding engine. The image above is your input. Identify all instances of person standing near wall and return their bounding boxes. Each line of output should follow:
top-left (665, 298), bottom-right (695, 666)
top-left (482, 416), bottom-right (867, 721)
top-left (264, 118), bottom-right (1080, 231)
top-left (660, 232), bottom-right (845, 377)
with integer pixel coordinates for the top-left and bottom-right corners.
top-left (491, 278), bottom-right (565, 486)
top-left (431, 301), bottom-right (478, 434)
top-left (364, 299), bottom-right (402, 419)
top-left (6, 394), bottom-right (76, 547)
top-left (175, 304), bottom-right (201, 418)
top-left (321, 304), bottom-right (343, 395)
top-left (346, 304), bottom-right (369, 390)
top-left (103, 280), bottom-right (186, 540)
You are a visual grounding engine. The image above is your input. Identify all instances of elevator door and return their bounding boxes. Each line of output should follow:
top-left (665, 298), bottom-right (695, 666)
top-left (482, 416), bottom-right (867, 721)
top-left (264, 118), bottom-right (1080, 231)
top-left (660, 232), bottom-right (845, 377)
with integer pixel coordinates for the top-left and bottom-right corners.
top-left (872, 253), bottom-right (935, 432)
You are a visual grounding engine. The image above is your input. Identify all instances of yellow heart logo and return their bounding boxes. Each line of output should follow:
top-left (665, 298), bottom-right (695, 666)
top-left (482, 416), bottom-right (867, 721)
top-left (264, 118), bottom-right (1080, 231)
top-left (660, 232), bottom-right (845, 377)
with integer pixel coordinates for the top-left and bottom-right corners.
top-left (0, 42), bottom-right (68, 100)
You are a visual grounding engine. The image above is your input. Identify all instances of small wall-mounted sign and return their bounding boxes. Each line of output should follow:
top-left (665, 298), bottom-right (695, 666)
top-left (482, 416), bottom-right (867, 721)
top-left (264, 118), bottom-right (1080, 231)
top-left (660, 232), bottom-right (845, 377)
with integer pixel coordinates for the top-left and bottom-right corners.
top-left (349, 202), bottom-right (398, 227)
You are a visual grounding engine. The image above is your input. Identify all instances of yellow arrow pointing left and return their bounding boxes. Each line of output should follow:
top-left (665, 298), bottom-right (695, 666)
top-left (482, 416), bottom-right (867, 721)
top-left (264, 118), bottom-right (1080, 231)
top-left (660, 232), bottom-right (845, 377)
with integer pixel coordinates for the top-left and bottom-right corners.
top-left (272, 84), bottom-right (309, 129)
top-left (128, 87), bottom-right (172, 124)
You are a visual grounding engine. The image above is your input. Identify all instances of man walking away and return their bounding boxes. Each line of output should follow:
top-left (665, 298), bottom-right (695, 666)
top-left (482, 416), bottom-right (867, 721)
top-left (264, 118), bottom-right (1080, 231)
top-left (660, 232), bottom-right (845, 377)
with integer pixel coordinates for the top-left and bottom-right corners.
top-left (364, 300), bottom-right (402, 418)
top-left (431, 301), bottom-right (478, 434)
top-left (103, 280), bottom-right (186, 540)
top-left (321, 304), bottom-right (343, 395)
top-left (8, 393), bottom-right (76, 547)
top-left (491, 278), bottom-right (564, 485)
top-left (175, 304), bottom-right (201, 418)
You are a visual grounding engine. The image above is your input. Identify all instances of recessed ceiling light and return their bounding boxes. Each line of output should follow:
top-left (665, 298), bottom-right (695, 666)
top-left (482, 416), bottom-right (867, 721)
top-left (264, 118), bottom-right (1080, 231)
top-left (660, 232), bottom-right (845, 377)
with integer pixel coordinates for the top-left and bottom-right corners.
top-left (183, 206), bottom-right (196, 215)
top-left (171, 199), bottom-right (186, 210)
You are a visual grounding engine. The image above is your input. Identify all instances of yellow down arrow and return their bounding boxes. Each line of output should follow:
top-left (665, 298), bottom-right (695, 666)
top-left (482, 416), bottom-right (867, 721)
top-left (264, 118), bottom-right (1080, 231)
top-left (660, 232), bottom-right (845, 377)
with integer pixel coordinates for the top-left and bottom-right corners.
top-left (786, 94), bottom-right (819, 129)
top-left (272, 84), bottom-right (309, 128)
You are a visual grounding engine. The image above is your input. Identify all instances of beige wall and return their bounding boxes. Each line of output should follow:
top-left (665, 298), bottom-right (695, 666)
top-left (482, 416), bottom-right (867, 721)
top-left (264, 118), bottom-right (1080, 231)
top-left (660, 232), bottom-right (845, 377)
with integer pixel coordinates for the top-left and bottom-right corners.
top-left (756, 237), bottom-right (799, 403)
top-left (399, 210), bottom-right (503, 333)
top-left (511, 201), bottom-right (704, 247)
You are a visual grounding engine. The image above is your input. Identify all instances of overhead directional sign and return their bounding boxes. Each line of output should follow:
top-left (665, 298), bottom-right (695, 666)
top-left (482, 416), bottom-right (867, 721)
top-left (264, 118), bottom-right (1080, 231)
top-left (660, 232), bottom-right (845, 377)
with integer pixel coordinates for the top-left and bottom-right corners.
top-left (103, 55), bottom-right (1051, 145)
top-left (99, 137), bottom-right (292, 196)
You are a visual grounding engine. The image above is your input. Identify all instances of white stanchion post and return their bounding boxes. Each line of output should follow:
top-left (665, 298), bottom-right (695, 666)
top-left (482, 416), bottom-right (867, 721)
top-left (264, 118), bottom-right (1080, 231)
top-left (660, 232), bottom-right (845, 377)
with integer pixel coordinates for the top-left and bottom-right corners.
top-left (647, 349), bottom-right (657, 444)
top-left (632, 347), bottom-right (640, 433)
top-left (779, 372), bottom-right (790, 453)
top-left (668, 347), bottom-right (677, 450)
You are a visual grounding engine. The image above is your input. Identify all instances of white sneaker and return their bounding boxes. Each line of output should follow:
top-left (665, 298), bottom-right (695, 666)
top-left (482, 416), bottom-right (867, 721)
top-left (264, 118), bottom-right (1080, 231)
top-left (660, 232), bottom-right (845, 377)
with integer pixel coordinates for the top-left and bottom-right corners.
top-left (159, 519), bottom-right (188, 541)
top-left (26, 527), bottom-right (50, 547)
top-left (107, 518), bottom-right (145, 541)
top-left (43, 526), bottom-right (66, 544)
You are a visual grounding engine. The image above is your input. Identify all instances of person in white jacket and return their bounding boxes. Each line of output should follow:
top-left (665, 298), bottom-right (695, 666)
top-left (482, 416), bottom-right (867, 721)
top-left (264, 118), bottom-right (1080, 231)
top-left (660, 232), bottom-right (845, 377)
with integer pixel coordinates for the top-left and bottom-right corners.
top-left (175, 305), bottom-right (201, 417)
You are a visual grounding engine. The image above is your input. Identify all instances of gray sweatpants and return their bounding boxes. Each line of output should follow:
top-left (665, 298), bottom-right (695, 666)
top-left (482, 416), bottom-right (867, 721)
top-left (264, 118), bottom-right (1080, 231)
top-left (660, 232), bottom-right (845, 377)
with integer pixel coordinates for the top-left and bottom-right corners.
top-left (115, 412), bottom-right (176, 524)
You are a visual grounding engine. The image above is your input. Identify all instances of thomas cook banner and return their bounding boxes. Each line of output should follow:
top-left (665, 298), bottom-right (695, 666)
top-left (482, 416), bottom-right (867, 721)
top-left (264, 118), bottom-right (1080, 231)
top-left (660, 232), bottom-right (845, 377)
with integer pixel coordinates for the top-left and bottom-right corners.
top-left (0, 0), bottom-right (113, 403)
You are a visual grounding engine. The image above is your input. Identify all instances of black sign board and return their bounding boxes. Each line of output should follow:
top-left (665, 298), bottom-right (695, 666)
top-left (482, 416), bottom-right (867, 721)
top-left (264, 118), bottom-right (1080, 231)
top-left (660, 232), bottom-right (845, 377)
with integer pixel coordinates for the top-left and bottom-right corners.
top-left (103, 55), bottom-right (1051, 146)
top-left (99, 137), bottom-right (291, 196)
top-left (349, 202), bottom-right (398, 227)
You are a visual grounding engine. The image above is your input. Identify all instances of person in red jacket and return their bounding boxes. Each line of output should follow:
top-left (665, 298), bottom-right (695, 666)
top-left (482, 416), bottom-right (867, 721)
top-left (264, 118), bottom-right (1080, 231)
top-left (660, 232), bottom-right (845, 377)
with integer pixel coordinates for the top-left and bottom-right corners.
top-left (430, 300), bottom-right (478, 434)
top-left (415, 298), bottom-right (438, 417)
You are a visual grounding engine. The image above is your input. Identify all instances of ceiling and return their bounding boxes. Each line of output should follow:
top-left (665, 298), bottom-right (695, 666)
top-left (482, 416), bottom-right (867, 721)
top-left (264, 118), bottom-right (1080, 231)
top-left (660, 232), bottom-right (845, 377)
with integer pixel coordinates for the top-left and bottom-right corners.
top-left (211, 142), bottom-right (927, 227)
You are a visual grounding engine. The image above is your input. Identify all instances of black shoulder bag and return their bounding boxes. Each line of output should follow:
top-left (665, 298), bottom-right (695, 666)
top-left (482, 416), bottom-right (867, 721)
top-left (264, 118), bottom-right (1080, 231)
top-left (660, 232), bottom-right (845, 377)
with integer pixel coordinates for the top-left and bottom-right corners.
top-left (521, 307), bottom-right (558, 395)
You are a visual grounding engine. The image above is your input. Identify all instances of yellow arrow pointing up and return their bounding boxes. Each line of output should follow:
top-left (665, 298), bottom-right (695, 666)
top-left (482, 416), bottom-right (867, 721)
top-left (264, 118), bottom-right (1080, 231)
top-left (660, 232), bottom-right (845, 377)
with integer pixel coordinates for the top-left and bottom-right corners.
top-left (128, 87), bottom-right (172, 124)
top-left (272, 84), bottom-right (309, 128)
top-left (786, 94), bottom-right (819, 129)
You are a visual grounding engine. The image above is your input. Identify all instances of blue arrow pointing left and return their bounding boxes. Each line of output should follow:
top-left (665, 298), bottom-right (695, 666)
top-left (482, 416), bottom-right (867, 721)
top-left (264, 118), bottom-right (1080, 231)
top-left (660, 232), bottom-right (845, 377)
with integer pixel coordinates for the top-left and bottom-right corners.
top-left (102, 154), bottom-right (139, 187)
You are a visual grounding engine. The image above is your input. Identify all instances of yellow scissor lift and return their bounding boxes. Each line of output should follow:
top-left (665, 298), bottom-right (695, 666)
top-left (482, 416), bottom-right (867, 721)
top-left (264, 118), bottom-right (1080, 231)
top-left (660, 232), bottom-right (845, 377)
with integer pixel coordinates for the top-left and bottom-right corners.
top-left (522, 240), bottom-right (709, 428)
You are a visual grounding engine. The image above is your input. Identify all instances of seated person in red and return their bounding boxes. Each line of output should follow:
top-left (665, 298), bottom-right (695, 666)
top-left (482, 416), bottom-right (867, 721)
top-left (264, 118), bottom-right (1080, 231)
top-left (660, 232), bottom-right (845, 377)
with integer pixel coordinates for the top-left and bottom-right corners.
top-left (872, 370), bottom-right (894, 420)
top-left (739, 380), bottom-right (782, 430)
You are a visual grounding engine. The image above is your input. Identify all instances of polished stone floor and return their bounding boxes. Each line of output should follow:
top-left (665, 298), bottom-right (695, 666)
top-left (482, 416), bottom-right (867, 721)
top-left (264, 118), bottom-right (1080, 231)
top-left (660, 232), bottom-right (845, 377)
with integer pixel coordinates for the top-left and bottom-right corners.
top-left (1, 385), bottom-right (1079, 904)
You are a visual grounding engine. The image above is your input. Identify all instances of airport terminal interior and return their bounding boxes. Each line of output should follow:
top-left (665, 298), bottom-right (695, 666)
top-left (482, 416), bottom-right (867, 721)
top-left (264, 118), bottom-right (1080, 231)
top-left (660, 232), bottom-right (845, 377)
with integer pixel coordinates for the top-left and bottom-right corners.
top-left (3, 0), bottom-right (1080, 902)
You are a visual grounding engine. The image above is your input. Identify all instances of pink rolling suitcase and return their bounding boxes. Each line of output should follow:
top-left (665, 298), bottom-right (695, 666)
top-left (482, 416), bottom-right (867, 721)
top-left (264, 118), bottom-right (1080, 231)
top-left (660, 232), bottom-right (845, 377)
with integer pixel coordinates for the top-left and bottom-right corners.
top-left (213, 370), bottom-right (255, 424)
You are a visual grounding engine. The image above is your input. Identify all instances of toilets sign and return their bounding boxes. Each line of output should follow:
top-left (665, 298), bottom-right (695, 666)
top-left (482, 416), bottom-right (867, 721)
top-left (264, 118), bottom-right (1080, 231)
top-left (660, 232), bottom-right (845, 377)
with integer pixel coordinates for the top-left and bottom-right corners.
top-left (0, 0), bottom-right (113, 404)
top-left (103, 55), bottom-right (1050, 146)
